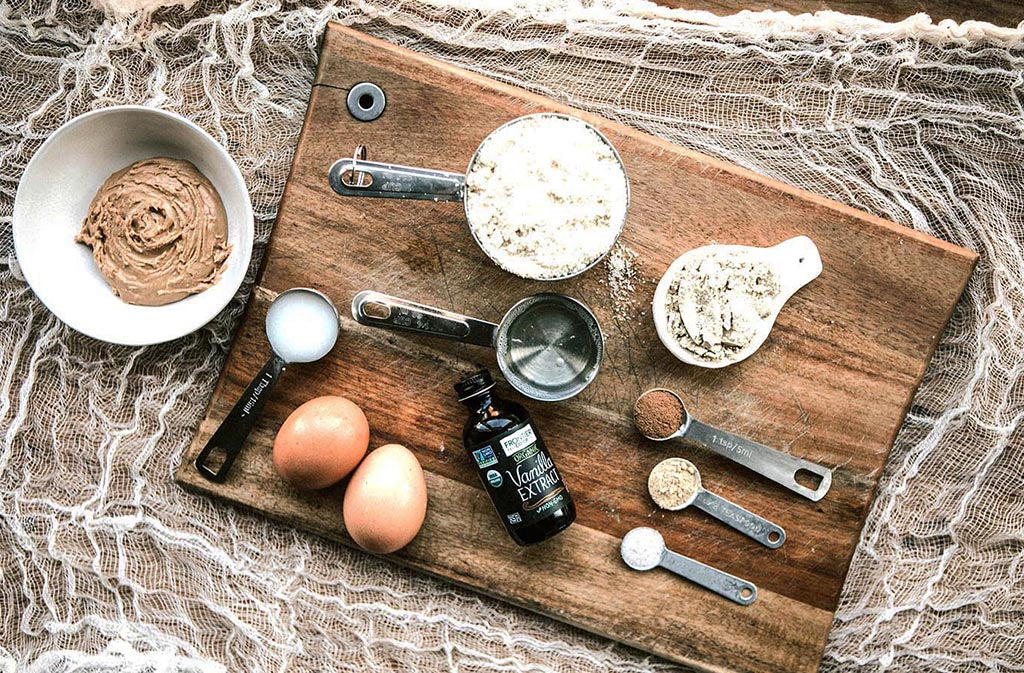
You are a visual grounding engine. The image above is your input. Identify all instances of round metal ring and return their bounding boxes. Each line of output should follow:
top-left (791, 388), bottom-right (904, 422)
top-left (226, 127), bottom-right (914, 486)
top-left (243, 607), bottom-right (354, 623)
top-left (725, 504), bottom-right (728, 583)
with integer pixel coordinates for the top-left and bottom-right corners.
top-left (346, 82), bottom-right (386, 122)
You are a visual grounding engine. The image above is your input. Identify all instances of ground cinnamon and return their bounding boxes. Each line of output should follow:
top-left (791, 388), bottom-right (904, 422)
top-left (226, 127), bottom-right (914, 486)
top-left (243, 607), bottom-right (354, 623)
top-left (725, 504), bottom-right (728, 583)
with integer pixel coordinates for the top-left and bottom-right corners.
top-left (633, 390), bottom-right (685, 440)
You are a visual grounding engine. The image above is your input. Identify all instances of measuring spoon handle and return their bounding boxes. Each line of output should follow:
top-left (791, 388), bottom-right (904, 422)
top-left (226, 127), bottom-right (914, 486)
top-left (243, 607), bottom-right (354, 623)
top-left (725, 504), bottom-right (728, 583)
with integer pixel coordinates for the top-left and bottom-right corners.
top-left (329, 158), bottom-right (465, 201)
top-left (692, 490), bottom-right (786, 548)
top-left (194, 354), bottom-right (286, 483)
top-left (659, 550), bottom-right (758, 606)
top-left (352, 291), bottom-right (497, 348)
top-left (683, 419), bottom-right (832, 501)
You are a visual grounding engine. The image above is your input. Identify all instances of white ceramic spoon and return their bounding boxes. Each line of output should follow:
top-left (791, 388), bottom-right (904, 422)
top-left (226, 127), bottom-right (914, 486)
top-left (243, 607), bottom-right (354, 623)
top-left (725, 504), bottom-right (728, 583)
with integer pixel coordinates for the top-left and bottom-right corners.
top-left (652, 236), bottom-right (822, 368)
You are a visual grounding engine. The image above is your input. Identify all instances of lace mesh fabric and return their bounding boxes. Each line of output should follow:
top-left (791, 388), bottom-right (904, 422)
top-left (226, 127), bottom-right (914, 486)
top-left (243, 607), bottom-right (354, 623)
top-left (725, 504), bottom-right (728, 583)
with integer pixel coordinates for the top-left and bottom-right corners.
top-left (1, 0), bottom-right (1022, 671)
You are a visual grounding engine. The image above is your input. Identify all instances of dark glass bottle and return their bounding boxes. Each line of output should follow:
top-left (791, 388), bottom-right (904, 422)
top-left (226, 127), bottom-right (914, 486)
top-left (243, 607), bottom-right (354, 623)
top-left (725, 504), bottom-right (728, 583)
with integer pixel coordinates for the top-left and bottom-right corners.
top-left (455, 369), bottom-right (576, 546)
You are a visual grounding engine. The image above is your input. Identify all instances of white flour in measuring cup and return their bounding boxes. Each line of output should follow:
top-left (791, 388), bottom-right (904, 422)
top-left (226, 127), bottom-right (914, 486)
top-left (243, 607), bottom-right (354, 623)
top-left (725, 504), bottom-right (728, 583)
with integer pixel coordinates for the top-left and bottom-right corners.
top-left (464, 115), bottom-right (628, 280)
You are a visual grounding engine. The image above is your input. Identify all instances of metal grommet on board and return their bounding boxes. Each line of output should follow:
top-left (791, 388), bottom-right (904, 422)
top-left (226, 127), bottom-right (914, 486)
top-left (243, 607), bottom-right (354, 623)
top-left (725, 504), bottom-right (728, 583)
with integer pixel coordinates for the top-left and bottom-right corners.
top-left (346, 82), bottom-right (386, 121)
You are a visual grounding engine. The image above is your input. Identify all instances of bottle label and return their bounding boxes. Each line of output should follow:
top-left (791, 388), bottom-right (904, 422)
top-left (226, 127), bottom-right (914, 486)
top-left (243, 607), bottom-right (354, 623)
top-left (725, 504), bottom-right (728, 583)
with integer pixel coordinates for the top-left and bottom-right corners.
top-left (466, 420), bottom-right (568, 530)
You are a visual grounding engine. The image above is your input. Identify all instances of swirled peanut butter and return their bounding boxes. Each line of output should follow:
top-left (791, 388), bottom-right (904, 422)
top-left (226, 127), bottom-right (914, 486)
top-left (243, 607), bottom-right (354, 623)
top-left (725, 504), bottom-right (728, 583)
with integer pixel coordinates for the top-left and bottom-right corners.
top-left (76, 157), bottom-right (232, 306)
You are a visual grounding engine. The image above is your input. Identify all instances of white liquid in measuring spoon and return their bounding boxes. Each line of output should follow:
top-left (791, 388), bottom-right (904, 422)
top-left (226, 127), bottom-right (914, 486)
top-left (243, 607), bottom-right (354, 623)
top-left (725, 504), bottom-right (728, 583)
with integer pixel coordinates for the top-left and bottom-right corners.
top-left (266, 291), bottom-right (339, 363)
top-left (505, 301), bottom-right (596, 390)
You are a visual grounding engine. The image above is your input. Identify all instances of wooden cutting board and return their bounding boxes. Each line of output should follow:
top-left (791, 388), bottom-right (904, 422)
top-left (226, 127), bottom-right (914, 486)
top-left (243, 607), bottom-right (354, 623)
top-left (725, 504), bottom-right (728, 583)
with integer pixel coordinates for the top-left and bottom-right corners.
top-left (176, 23), bottom-right (977, 673)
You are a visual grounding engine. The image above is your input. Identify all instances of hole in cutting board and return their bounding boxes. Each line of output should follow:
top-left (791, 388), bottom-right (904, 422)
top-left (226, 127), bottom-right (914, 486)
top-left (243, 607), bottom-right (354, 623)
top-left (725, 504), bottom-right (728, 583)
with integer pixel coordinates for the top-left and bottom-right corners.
top-left (795, 469), bottom-right (824, 491)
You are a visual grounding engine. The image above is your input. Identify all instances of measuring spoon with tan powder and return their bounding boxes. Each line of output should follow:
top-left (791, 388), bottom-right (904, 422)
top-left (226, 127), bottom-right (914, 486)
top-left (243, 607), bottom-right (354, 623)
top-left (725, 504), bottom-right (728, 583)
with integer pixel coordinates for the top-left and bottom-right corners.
top-left (620, 527), bottom-right (757, 605)
top-left (634, 388), bottom-right (833, 501)
top-left (649, 457), bottom-right (785, 548)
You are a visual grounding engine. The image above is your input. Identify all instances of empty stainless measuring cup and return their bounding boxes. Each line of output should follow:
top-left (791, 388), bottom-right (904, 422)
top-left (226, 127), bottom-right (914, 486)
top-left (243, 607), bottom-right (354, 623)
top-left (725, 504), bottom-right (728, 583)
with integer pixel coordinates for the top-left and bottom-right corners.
top-left (352, 290), bottom-right (603, 401)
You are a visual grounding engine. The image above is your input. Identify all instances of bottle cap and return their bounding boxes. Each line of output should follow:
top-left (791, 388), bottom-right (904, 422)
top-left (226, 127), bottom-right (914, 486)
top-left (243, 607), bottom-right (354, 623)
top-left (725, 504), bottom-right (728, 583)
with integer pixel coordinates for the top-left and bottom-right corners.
top-left (455, 368), bottom-right (496, 401)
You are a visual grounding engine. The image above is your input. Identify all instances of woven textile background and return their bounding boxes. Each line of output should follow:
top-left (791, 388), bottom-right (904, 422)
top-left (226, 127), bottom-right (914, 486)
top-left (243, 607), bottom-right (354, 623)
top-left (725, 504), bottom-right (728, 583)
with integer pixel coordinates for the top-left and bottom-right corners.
top-left (1, 1), bottom-right (1022, 671)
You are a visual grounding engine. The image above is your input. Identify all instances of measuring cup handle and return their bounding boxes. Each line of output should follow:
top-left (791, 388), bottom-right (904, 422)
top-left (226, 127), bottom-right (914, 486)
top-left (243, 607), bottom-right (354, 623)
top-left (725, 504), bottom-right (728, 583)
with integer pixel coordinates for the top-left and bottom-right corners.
top-left (328, 158), bottom-right (465, 201)
top-left (683, 419), bottom-right (832, 501)
top-left (692, 490), bottom-right (786, 548)
top-left (194, 354), bottom-right (286, 483)
top-left (659, 550), bottom-right (758, 606)
top-left (351, 291), bottom-right (498, 348)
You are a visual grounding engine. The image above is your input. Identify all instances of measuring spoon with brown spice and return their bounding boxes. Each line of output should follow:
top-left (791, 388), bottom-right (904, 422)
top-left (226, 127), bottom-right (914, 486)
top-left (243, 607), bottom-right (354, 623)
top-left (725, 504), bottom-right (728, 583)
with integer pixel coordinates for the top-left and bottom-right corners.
top-left (634, 388), bottom-right (832, 501)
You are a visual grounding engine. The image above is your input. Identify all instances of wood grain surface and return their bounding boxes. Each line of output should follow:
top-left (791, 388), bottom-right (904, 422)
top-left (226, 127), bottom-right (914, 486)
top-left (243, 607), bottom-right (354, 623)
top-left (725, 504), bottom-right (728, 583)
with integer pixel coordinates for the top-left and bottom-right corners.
top-left (176, 24), bottom-right (977, 673)
top-left (651, 0), bottom-right (1021, 26)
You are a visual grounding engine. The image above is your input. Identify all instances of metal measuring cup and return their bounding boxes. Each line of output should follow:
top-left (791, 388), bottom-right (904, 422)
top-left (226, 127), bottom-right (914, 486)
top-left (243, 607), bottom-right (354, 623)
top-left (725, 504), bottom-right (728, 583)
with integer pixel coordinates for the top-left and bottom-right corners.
top-left (648, 457), bottom-right (785, 548)
top-left (195, 288), bottom-right (340, 482)
top-left (327, 113), bottom-right (629, 281)
top-left (620, 527), bottom-right (757, 605)
top-left (634, 388), bottom-right (833, 501)
top-left (352, 290), bottom-right (602, 402)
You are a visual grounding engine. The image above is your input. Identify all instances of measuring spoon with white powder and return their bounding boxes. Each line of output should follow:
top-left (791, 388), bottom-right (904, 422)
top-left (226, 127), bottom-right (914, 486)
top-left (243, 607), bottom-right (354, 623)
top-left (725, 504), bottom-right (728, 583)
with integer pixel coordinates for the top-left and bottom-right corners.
top-left (194, 288), bottom-right (339, 482)
top-left (634, 388), bottom-right (833, 501)
top-left (652, 236), bottom-right (822, 368)
top-left (328, 113), bottom-right (629, 281)
top-left (620, 527), bottom-right (757, 605)
top-left (649, 457), bottom-right (785, 548)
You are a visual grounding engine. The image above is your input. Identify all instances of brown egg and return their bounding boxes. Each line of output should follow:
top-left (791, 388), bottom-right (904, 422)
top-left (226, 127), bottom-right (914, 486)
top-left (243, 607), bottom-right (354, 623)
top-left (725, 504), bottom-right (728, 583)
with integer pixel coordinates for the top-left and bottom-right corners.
top-left (273, 396), bottom-right (369, 490)
top-left (343, 444), bottom-right (427, 554)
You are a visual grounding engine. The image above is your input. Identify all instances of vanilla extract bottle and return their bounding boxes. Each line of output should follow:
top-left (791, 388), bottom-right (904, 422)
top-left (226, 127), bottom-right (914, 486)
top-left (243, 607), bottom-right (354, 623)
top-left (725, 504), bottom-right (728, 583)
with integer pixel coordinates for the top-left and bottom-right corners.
top-left (455, 369), bottom-right (576, 546)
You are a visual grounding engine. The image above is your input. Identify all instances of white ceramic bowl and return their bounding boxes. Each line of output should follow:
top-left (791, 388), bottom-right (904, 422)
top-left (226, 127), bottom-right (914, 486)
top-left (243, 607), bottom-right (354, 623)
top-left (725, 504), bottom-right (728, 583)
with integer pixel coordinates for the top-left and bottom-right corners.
top-left (13, 106), bottom-right (254, 346)
top-left (652, 236), bottom-right (822, 368)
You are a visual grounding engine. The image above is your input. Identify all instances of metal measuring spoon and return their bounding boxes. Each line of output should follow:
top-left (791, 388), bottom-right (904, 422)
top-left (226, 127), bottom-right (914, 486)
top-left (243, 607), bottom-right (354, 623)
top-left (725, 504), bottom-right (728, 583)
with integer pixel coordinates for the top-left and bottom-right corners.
top-left (620, 527), bottom-right (757, 605)
top-left (634, 388), bottom-right (832, 501)
top-left (649, 457), bottom-right (785, 548)
top-left (195, 288), bottom-right (339, 482)
top-left (351, 290), bottom-right (603, 402)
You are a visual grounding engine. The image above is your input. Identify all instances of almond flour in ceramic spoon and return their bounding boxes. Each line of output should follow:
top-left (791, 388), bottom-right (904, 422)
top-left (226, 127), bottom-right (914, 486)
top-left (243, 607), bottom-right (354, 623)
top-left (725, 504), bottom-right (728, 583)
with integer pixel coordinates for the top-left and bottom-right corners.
top-left (664, 249), bottom-right (780, 363)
